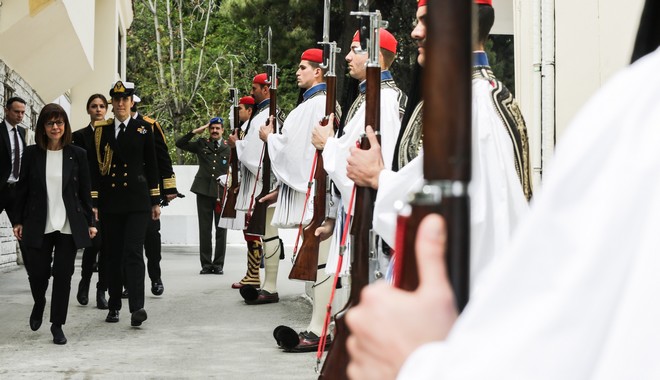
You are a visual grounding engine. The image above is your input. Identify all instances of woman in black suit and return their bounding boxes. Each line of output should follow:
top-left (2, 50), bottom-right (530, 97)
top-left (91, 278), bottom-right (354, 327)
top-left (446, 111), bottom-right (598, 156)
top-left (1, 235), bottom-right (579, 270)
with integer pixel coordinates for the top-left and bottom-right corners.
top-left (13, 103), bottom-right (97, 345)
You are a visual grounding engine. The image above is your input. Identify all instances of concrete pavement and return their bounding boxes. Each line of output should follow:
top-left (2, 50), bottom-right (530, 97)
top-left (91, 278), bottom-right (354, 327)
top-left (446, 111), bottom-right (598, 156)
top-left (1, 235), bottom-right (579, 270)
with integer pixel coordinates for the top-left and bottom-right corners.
top-left (0, 245), bottom-right (331, 379)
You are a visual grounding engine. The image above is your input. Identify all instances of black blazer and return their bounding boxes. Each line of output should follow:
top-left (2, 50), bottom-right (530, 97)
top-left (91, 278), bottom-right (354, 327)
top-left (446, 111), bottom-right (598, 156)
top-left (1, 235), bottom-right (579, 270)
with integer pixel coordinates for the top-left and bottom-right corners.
top-left (90, 118), bottom-right (160, 213)
top-left (14, 144), bottom-right (95, 249)
top-left (134, 113), bottom-right (178, 196)
top-left (0, 120), bottom-right (27, 189)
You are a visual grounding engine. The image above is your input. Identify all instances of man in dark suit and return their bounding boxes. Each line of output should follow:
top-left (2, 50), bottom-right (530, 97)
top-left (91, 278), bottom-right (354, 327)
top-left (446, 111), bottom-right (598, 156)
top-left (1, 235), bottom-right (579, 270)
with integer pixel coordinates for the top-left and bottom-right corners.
top-left (1, 97), bottom-right (27, 224)
top-left (131, 96), bottom-right (178, 296)
top-left (90, 81), bottom-right (161, 327)
top-left (175, 117), bottom-right (229, 274)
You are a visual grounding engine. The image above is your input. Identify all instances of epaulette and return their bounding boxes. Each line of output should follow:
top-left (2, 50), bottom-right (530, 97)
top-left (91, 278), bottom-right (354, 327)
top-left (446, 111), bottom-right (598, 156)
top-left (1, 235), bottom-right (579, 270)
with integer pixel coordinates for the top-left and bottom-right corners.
top-left (94, 118), bottom-right (114, 128)
top-left (143, 115), bottom-right (156, 125)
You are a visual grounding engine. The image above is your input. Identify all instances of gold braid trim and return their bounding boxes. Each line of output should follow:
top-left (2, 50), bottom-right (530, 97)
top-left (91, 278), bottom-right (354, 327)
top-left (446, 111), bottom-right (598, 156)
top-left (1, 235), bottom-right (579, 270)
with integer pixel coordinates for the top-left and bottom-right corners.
top-left (95, 125), bottom-right (113, 176)
top-left (163, 176), bottom-right (177, 189)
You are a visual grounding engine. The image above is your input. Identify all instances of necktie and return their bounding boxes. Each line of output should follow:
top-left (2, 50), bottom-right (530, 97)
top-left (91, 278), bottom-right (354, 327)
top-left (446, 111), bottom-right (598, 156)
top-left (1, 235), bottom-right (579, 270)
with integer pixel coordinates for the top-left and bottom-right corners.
top-left (214, 140), bottom-right (219, 150)
top-left (12, 128), bottom-right (20, 179)
top-left (118, 123), bottom-right (126, 141)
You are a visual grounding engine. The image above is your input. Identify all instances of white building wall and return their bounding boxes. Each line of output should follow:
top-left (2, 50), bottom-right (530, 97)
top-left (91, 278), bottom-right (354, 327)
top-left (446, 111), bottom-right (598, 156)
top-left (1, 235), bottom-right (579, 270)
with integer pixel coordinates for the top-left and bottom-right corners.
top-left (511, 0), bottom-right (645, 184)
top-left (70, 0), bottom-right (131, 129)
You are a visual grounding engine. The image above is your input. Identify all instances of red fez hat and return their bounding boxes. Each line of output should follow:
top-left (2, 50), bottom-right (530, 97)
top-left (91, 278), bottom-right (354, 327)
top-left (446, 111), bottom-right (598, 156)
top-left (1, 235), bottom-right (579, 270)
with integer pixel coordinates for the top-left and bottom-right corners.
top-left (252, 72), bottom-right (279, 86)
top-left (475, 0), bottom-right (493, 5)
top-left (239, 96), bottom-right (255, 105)
top-left (301, 48), bottom-right (323, 64)
top-left (417, 0), bottom-right (427, 7)
top-left (253, 73), bottom-right (268, 85)
top-left (352, 28), bottom-right (398, 54)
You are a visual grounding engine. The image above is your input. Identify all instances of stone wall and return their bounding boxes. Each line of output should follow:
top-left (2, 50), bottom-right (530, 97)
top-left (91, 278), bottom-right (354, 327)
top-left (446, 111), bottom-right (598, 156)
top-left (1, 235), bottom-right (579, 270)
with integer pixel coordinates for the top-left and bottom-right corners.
top-left (0, 59), bottom-right (44, 270)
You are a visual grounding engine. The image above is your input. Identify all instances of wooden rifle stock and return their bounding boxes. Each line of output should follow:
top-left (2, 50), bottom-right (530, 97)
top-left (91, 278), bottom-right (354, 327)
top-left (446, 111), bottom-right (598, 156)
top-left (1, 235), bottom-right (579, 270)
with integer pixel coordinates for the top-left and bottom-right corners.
top-left (245, 89), bottom-right (277, 236)
top-left (394, 0), bottom-right (472, 311)
top-left (221, 103), bottom-right (241, 219)
top-left (319, 64), bottom-right (380, 380)
top-left (289, 77), bottom-right (338, 282)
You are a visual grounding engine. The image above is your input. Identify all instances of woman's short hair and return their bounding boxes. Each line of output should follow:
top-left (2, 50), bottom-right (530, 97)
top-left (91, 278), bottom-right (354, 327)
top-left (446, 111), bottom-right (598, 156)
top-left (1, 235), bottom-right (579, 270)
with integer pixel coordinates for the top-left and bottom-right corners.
top-left (35, 103), bottom-right (72, 150)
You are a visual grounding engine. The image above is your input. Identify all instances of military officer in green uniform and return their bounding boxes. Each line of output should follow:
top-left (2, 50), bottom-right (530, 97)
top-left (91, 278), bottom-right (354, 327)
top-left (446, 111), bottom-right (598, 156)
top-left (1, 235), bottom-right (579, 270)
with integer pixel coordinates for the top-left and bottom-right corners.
top-left (175, 117), bottom-right (230, 274)
top-left (91, 81), bottom-right (161, 327)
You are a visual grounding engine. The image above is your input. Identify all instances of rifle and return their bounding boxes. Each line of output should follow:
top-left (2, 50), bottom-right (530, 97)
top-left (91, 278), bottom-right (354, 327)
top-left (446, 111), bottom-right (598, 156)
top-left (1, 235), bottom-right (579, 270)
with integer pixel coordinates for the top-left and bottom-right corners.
top-left (221, 60), bottom-right (240, 219)
top-left (318, 5), bottom-right (384, 378)
top-left (393, 0), bottom-right (472, 311)
top-left (289, 0), bottom-right (340, 282)
top-left (246, 27), bottom-right (277, 236)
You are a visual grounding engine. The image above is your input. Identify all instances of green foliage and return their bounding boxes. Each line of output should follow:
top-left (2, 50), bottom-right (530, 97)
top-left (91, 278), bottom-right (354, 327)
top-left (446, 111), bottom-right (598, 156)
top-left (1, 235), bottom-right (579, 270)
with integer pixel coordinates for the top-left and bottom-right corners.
top-left (127, 1), bottom-right (516, 165)
top-left (486, 35), bottom-right (516, 95)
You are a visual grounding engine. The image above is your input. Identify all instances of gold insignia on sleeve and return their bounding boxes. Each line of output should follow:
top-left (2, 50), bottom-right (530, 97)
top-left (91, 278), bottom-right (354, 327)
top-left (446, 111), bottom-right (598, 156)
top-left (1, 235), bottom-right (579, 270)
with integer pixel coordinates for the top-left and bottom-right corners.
top-left (150, 188), bottom-right (161, 196)
top-left (91, 191), bottom-right (98, 199)
top-left (163, 176), bottom-right (177, 189)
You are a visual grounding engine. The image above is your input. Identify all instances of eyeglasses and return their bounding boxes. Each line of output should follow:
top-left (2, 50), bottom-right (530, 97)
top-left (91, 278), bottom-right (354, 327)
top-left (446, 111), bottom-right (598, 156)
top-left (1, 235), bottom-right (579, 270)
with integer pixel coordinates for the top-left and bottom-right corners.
top-left (45, 120), bottom-right (65, 128)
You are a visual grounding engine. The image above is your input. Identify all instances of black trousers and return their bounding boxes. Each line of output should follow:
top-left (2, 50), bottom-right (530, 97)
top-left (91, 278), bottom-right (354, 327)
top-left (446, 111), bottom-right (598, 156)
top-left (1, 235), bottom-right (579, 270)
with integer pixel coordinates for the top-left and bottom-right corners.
top-left (102, 211), bottom-right (150, 313)
top-left (144, 219), bottom-right (161, 282)
top-left (0, 183), bottom-right (19, 222)
top-left (80, 227), bottom-right (107, 290)
top-left (24, 232), bottom-right (77, 325)
top-left (196, 194), bottom-right (227, 270)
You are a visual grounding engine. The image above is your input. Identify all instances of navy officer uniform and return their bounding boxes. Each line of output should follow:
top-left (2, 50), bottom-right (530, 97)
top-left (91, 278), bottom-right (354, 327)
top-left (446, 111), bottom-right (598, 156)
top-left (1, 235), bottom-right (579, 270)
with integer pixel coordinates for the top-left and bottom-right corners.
top-left (90, 81), bottom-right (160, 327)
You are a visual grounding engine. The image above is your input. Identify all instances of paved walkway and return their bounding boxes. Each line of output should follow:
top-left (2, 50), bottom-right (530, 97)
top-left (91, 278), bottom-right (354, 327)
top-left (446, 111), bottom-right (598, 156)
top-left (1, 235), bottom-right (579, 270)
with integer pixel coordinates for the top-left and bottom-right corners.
top-left (0, 245), bottom-right (328, 379)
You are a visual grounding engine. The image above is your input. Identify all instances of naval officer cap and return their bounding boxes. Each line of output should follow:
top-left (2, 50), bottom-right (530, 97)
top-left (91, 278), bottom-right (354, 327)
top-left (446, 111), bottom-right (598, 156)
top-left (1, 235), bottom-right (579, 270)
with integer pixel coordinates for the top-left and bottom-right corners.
top-left (109, 81), bottom-right (135, 98)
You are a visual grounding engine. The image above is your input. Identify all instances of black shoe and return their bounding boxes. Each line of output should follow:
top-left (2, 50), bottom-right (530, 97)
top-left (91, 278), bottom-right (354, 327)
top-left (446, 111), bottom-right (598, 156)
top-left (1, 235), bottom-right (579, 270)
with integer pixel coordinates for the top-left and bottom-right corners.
top-left (77, 280), bottom-right (90, 306)
top-left (96, 289), bottom-right (108, 310)
top-left (131, 308), bottom-right (148, 327)
top-left (105, 310), bottom-right (119, 323)
top-left (199, 267), bottom-right (213, 275)
top-left (121, 289), bottom-right (129, 298)
top-left (50, 324), bottom-right (67, 345)
top-left (212, 267), bottom-right (224, 275)
top-left (29, 298), bottom-right (46, 331)
top-left (151, 279), bottom-right (164, 296)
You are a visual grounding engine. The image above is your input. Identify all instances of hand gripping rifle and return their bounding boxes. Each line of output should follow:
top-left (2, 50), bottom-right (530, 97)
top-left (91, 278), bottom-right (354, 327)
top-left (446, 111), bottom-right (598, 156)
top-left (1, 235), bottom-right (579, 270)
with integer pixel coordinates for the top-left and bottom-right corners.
top-left (221, 60), bottom-right (241, 219)
top-left (318, 5), bottom-right (385, 378)
top-left (289, 0), bottom-right (340, 282)
top-left (246, 27), bottom-right (278, 236)
top-left (393, 0), bottom-right (472, 311)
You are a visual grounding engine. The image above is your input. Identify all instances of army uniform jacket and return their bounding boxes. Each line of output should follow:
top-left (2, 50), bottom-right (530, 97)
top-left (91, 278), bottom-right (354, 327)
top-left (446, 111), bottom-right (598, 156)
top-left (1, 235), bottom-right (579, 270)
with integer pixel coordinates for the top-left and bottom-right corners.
top-left (91, 118), bottom-right (161, 213)
top-left (175, 133), bottom-right (230, 199)
top-left (134, 113), bottom-right (178, 197)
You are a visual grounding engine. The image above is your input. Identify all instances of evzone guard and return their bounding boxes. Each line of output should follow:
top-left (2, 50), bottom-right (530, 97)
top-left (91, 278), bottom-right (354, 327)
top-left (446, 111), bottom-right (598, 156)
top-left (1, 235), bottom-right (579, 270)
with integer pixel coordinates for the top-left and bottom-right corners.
top-left (311, 27), bottom-right (406, 284)
top-left (222, 95), bottom-right (264, 289)
top-left (228, 72), bottom-right (286, 303)
top-left (352, 0), bottom-right (532, 289)
top-left (260, 48), bottom-right (341, 352)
